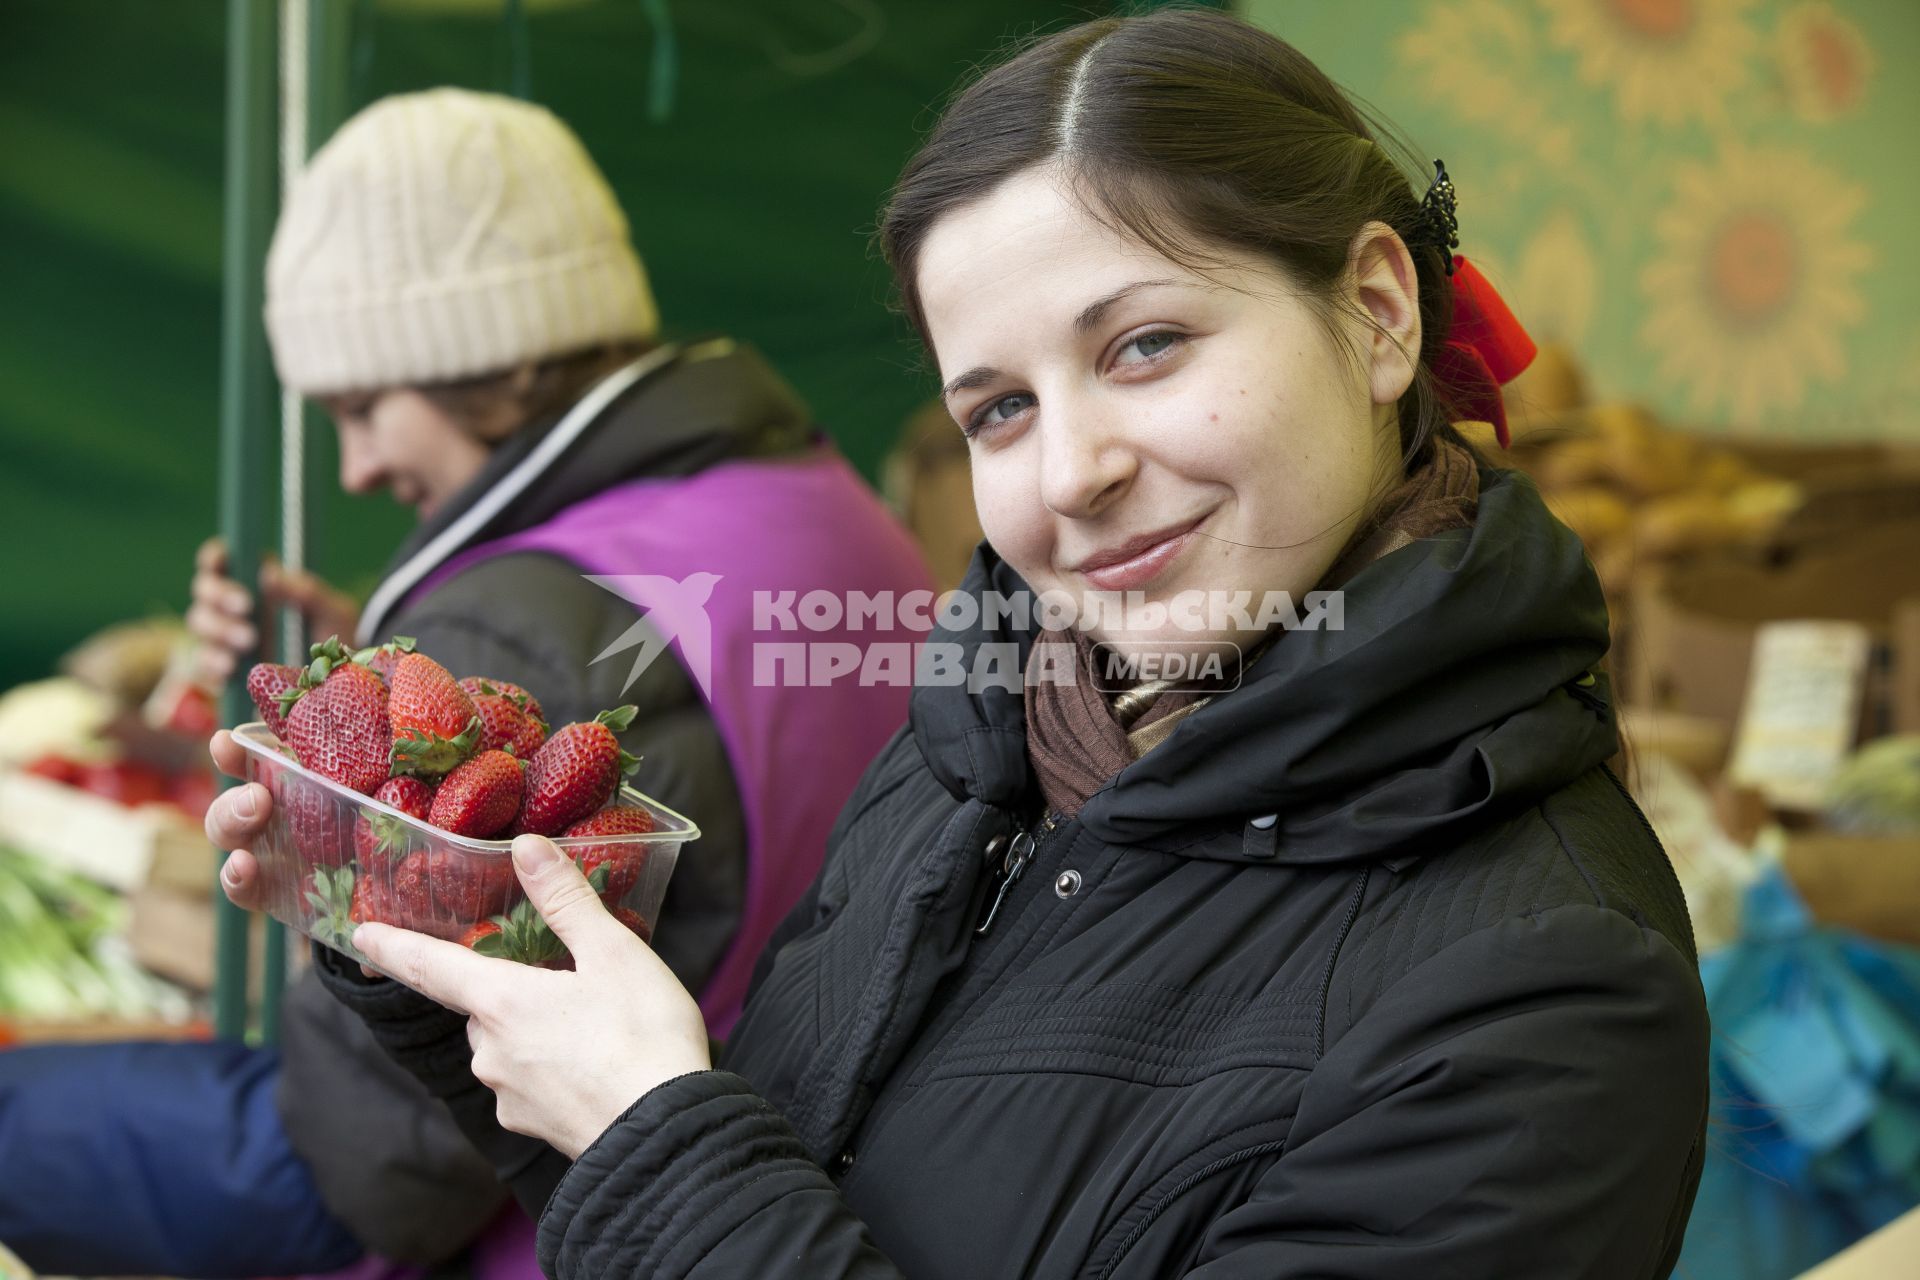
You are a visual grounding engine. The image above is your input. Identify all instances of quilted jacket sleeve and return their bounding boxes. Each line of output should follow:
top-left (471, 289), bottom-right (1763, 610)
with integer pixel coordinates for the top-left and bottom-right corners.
top-left (531, 904), bottom-right (1706, 1280)
top-left (1181, 903), bottom-right (1708, 1279)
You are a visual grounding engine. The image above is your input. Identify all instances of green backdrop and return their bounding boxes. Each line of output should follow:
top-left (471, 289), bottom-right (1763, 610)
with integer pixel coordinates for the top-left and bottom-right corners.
top-left (0, 0), bottom-right (1195, 686)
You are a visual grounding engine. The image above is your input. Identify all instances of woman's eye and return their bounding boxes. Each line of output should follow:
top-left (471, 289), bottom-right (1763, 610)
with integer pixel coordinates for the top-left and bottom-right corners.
top-left (1115, 331), bottom-right (1182, 366)
top-left (968, 392), bottom-right (1036, 435)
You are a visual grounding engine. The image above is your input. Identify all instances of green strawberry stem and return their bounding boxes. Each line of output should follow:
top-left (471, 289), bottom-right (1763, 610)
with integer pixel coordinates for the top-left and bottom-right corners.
top-left (390, 716), bottom-right (483, 779)
top-left (596, 705), bottom-right (639, 733)
top-left (468, 864), bottom-right (611, 966)
top-left (352, 635), bottom-right (417, 666)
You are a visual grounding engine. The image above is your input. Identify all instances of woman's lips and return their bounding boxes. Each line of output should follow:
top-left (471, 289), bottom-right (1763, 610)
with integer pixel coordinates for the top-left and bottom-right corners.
top-left (1077, 518), bottom-right (1205, 592)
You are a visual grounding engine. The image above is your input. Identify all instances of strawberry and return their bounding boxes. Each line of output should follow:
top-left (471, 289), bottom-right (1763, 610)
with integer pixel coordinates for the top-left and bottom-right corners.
top-left (353, 776), bottom-right (434, 864)
top-left (350, 871), bottom-right (400, 927)
top-left (284, 648), bottom-right (390, 796)
top-left (389, 652), bottom-right (482, 778)
top-left (282, 776), bottom-right (356, 867)
top-left (459, 862), bottom-right (615, 968)
top-left (428, 750), bottom-right (523, 838)
top-left (389, 845), bottom-right (517, 939)
top-left (245, 663), bottom-right (303, 739)
top-left (353, 635), bottom-right (416, 685)
top-left (561, 805), bottom-right (656, 905)
top-left (518, 706), bottom-right (641, 835)
top-left (458, 677), bottom-right (545, 725)
top-left (611, 905), bottom-right (654, 946)
top-left (470, 691), bottom-right (548, 758)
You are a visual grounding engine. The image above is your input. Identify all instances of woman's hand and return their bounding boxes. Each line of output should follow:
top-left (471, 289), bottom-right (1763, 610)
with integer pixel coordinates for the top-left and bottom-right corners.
top-left (188, 537), bottom-right (362, 683)
top-left (353, 835), bottom-right (712, 1159)
top-left (205, 729), bottom-right (274, 911)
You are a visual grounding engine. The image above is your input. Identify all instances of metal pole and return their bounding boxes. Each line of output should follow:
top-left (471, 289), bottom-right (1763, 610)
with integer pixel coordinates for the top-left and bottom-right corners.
top-left (215, 0), bottom-right (279, 1042)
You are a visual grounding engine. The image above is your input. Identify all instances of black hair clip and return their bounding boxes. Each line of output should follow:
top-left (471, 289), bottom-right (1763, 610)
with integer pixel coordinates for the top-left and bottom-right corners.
top-left (1413, 159), bottom-right (1459, 276)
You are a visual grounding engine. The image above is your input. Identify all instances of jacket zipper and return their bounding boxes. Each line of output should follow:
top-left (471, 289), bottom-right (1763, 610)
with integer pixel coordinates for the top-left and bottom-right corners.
top-left (975, 810), bottom-right (1060, 937)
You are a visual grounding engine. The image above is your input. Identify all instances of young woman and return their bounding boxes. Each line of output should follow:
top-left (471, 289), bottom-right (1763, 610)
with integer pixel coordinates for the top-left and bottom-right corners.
top-left (211, 12), bottom-right (1709, 1278)
top-left (1, 88), bottom-right (928, 1278)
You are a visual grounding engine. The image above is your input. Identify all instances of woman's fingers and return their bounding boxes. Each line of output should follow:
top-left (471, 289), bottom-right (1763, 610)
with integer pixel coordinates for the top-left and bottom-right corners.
top-left (205, 779), bottom-right (273, 851)
top-left (195, 536), bottom-right (229, 575)
top-left (218, 849), bottom-right (268, 911)
top-left (208, 729), bottom-right (250, 780)
top-left (351, 923), bottom-right (491, 1015)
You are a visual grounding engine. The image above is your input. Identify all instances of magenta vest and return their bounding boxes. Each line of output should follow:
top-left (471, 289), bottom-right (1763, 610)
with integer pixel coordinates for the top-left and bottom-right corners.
top-left (406, 445), bottom-right (931, 1038)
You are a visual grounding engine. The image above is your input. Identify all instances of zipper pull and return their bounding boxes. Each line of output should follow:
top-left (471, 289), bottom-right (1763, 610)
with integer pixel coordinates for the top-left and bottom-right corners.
top-left (975, 830), bottom-right (1037, 936)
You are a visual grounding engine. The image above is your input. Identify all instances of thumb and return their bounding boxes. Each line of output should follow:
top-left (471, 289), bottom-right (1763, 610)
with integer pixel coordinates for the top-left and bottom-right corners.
top-left (511, 834), bottom-right (619, 957)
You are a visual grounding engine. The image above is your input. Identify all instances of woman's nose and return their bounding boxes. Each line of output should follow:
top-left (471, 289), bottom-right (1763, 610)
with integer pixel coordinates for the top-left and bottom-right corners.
top-left (1037, 406), bottom-right (1135, 520)
top-left (337, 437), bottom-right (386, 494)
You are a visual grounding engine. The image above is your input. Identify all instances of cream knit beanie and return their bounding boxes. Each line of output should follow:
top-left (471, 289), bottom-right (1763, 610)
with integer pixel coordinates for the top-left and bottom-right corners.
top-left (265, 88), bottom-right (658, 395)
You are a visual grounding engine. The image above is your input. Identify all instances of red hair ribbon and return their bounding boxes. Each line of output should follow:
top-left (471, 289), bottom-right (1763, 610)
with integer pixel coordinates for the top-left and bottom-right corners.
top-left (1428, 255), bottom-right (1536, 448)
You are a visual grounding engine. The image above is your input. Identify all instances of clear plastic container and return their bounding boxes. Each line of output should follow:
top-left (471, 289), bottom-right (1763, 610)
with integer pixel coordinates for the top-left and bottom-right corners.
top-left (231, 721), bottom-right (698, 970)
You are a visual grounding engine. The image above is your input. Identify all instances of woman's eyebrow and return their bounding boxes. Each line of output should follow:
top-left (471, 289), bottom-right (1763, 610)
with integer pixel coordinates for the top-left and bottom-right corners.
top-left (1072, 277), bottom-right (1185, 334)
top-left (941, 277), bottom-right (1195, 400)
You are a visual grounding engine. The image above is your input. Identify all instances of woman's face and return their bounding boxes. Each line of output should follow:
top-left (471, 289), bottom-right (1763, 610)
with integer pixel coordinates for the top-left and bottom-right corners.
top-left (915, 166), bottom-right (1421, 658)
top-left (322, 389), bottom-right (494, 522)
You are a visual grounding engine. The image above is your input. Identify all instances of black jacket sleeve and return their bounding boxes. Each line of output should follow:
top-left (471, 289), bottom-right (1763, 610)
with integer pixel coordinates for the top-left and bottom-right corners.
top-left (293, 552), bottom-right (753, 1224)
top-left (531, 904), bottom-right (1706, 1280)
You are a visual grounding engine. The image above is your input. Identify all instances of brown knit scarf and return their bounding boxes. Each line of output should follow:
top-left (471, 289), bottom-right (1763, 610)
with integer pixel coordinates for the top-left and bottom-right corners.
top-left (1023, 437), bottom-right (1481, 817)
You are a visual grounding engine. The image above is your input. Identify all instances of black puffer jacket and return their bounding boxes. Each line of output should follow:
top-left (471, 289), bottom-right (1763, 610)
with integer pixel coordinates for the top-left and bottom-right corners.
top-left (326, 467), bottom-right (1709, 1279)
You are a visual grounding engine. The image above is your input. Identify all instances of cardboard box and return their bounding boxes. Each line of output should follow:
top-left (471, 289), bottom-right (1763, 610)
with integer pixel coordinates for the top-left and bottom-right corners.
top-left (0, 770), bottom-right (215, 893)
top-left (1783, 832), bottom-right (1920, 950)
top-left (127, 883), bottom-right (271, 992)
top-left (1623, 520), bottom-right (1920, 739)
top-left (1796, 1203), bottom-right (1920, 1278)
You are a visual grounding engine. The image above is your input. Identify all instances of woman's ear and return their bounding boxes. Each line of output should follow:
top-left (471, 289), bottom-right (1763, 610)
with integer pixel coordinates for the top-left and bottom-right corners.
top-left (1346, 221), bottom-right (1422, 408)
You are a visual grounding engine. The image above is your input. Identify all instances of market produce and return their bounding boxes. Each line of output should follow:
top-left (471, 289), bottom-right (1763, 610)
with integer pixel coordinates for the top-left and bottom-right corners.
top-left (234, 637), bottom-right (669, 967)
top-left (459, 676), bottom-right (544, 724)
top-left (467, 682), bottom-right (548, 758)
top-left (388, 651), bottom-right (483, 777)
top-left (517, 706), bottom-right (641, 835)
top-left (245, 662), bottom-right (301, 739)
top-left (563, 805), bottom-right (656, 905)
top-left (0, 845), bottom-right (188, 1023)
top-left (353, 776), bottom-right (434, 863)
top-left (280, 640), bottom-right (391, 795)
top-left (428, 749), bottom-right (524, 838)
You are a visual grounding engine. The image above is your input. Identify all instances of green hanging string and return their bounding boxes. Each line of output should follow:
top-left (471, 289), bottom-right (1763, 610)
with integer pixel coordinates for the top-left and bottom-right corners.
top-left (642, 0), bottom-right (678, 123)
top-left (504, 0), bottom-right (532, 100)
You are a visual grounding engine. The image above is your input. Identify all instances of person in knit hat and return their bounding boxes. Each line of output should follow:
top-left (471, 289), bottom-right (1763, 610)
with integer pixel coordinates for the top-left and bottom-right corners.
top-left (0, 88), bottom-right (931, 1278)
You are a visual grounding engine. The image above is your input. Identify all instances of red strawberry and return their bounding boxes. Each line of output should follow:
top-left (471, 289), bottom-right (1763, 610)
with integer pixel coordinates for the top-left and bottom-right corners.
top-left (353, 776), bottom-right (434, 863)
top-left (282, 776), bottom-right (356, 866)
top-left (470, 692), bottom-right (548, 758)
top-left (390, 846), bottom-right (516, 939)
top-left (429, 750), bottom-right (524, 838)
top-left (458, 919), bottom-right (503, 950)
top-left (611, 905), bottom-right (654, 946)
top-left (458, 677), bottom-right (545, 725)
top-left (246, 663), bottom-right (303, 739)
top-left (284, 654), bottom-right (390, 796)
top-left (518, 706), bottom-right (641, 836)
top-left (389, 653), bottom-right (482, 777)
top-left (350, 872), bottom-right (399, 926)
top-left (353, 636), bottom-right (416, 685)
top-left (561, 805), bottom-right (656, 905)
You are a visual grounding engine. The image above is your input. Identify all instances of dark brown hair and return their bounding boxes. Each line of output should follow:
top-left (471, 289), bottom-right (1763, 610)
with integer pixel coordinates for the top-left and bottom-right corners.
top-left (879, 6), bottom-right (1469, 467)
top-left (415, 341), bottom-right (653, 442)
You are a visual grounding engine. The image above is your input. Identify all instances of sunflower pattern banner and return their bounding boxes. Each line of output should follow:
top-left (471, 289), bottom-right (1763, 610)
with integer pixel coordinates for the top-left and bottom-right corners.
top-left (1244, 0), bottom-right (1918, 441)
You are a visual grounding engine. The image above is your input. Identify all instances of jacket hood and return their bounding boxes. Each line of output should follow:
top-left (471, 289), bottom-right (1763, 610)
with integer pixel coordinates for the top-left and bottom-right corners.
top-left (909, 467), bottom-right (1618, 867)
top-left (357, 338), bottom-right (815, 641)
